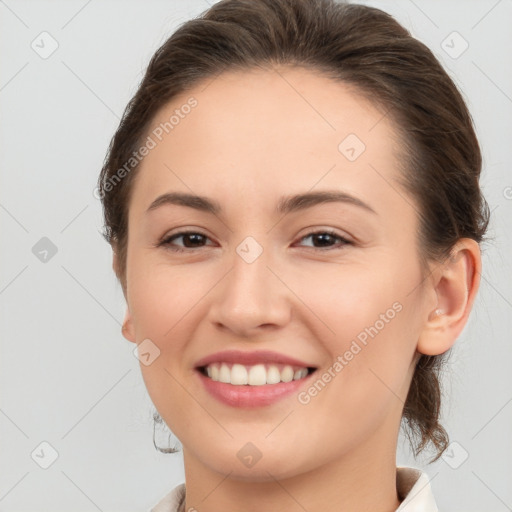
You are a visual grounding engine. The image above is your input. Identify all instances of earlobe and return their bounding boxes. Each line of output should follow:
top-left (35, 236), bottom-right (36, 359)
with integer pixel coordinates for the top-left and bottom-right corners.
top-left (121, 308), bottom-right (137, 344)
top-left (417, 239), bottom-right (481, 356)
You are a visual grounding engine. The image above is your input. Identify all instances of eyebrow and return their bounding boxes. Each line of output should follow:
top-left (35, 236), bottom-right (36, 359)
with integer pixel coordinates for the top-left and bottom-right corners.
top-left (146, 190), bottom-right (377, 216)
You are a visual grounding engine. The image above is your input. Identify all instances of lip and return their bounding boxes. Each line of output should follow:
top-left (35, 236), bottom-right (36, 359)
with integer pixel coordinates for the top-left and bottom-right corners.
top-left (196, 369), bottom-right (316, 408)
top-left (194, 350), bottom-right (317, 408)
top-left (194, 349), bottom-right (315, 369)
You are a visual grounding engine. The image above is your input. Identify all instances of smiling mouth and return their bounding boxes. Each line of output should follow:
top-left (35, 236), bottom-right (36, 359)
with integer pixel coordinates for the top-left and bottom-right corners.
top-left (198, 363), bottom-right (317, 386)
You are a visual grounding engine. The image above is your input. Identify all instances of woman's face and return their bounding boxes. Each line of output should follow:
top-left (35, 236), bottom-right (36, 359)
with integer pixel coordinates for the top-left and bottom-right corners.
top-left (121, 66), bottom-right (435, 480)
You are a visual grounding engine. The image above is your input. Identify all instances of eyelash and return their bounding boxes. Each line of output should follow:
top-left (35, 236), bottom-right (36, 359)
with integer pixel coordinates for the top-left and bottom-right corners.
top-left (158, 229), bottom-right (352, 253)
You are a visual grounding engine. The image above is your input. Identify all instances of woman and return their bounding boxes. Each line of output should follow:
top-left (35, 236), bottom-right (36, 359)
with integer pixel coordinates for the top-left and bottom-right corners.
top-left (97, 0), bottom-right (489, 510)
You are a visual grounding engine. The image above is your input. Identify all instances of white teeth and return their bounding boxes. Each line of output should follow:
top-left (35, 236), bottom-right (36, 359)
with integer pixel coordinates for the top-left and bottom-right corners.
top-left (231, 364), bottom-right (248, 385)
top-left (219, 363), bottom-right (231, 383)
top-left (248, 364), bottom-right (267, 386)
top-left (203, 363), bottom-right (310, 386)
top-left (281, 365), bottom-right (294, 383)
top-left (266, 365), bottom-right (281, 384)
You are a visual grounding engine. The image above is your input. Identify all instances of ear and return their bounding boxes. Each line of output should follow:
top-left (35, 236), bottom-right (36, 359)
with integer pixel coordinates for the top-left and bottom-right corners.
top-left (113, 246), bottom-right (129, 301)
top-left (417, 238), bottom-right (482, 356)
top-left (121, 307), bottom-right (137, 344)
top-left (112, 247), bottom-right (134, 342)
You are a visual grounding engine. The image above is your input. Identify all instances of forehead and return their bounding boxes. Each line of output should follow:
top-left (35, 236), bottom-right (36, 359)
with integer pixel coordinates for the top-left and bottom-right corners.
top-left (130, 66), bottom-right (408, 221)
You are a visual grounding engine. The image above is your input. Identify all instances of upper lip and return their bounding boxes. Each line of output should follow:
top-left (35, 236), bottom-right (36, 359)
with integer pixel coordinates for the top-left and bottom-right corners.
top-left (194, 350), bottom-right (316, 369)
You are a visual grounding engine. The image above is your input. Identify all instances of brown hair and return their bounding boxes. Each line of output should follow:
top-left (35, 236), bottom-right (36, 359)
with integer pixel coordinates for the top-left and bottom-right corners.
top-left (97, 0), bottom-right (489, 462)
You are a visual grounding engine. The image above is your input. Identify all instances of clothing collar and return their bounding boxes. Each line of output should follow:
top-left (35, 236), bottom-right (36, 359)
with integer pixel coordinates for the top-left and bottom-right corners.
top-left (396, 466), bottom-right (438, 511)
top-left (151, 466), bottom-right (438, 512)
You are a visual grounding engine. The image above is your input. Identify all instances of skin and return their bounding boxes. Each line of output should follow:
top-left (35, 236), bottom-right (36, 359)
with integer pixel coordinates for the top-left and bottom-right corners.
top-left (116, 66), bottom-right (481, 512)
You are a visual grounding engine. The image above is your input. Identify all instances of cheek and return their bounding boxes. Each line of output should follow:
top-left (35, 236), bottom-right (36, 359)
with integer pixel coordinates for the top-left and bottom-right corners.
top-left (125, 257), bottom-right (200, 395)
top-left (307, 260), bottom-right (420, 404)
top-left (290, 260), bottom-right (405, 342)
top-left (300, 308), bottom-right (416, 452)
top-left (127, 256), bottom-right (206, 341)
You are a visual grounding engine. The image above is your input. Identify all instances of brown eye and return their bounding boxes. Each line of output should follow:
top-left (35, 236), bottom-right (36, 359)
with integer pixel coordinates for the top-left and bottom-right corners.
top-left (297, 230), bottom-right (352, 251)
top-left (159, 231), bottom-right (213, 252)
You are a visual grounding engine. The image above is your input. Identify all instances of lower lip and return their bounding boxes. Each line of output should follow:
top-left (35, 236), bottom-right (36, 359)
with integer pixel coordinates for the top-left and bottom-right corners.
top-left (196, 370), bottom-right (314, 408)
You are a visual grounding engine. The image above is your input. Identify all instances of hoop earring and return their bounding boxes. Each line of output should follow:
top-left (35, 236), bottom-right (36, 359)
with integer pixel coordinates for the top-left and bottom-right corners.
top-left (152, 410), bottom-right (180, 454)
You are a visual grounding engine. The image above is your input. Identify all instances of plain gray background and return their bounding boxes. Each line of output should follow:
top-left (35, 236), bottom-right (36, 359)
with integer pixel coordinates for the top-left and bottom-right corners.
top-left (1, 0), bottom-right (511, 511)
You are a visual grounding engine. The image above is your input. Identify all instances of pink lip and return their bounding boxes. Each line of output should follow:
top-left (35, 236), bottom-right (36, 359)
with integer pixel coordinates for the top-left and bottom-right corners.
top-left (194, 350), bottom-right (317, 408)
top-left (194, 349), bottom-right (314, 369)
top-left (196, 370), bottom-right (315, 408)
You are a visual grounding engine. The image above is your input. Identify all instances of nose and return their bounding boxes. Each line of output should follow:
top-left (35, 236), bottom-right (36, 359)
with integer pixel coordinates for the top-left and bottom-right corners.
top-left (207, 243), bottom-right (292, 338)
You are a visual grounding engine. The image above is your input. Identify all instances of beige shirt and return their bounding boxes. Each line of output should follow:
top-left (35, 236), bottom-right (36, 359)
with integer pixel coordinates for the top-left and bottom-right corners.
top-left (150, 466), bottom-right (438, 511)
